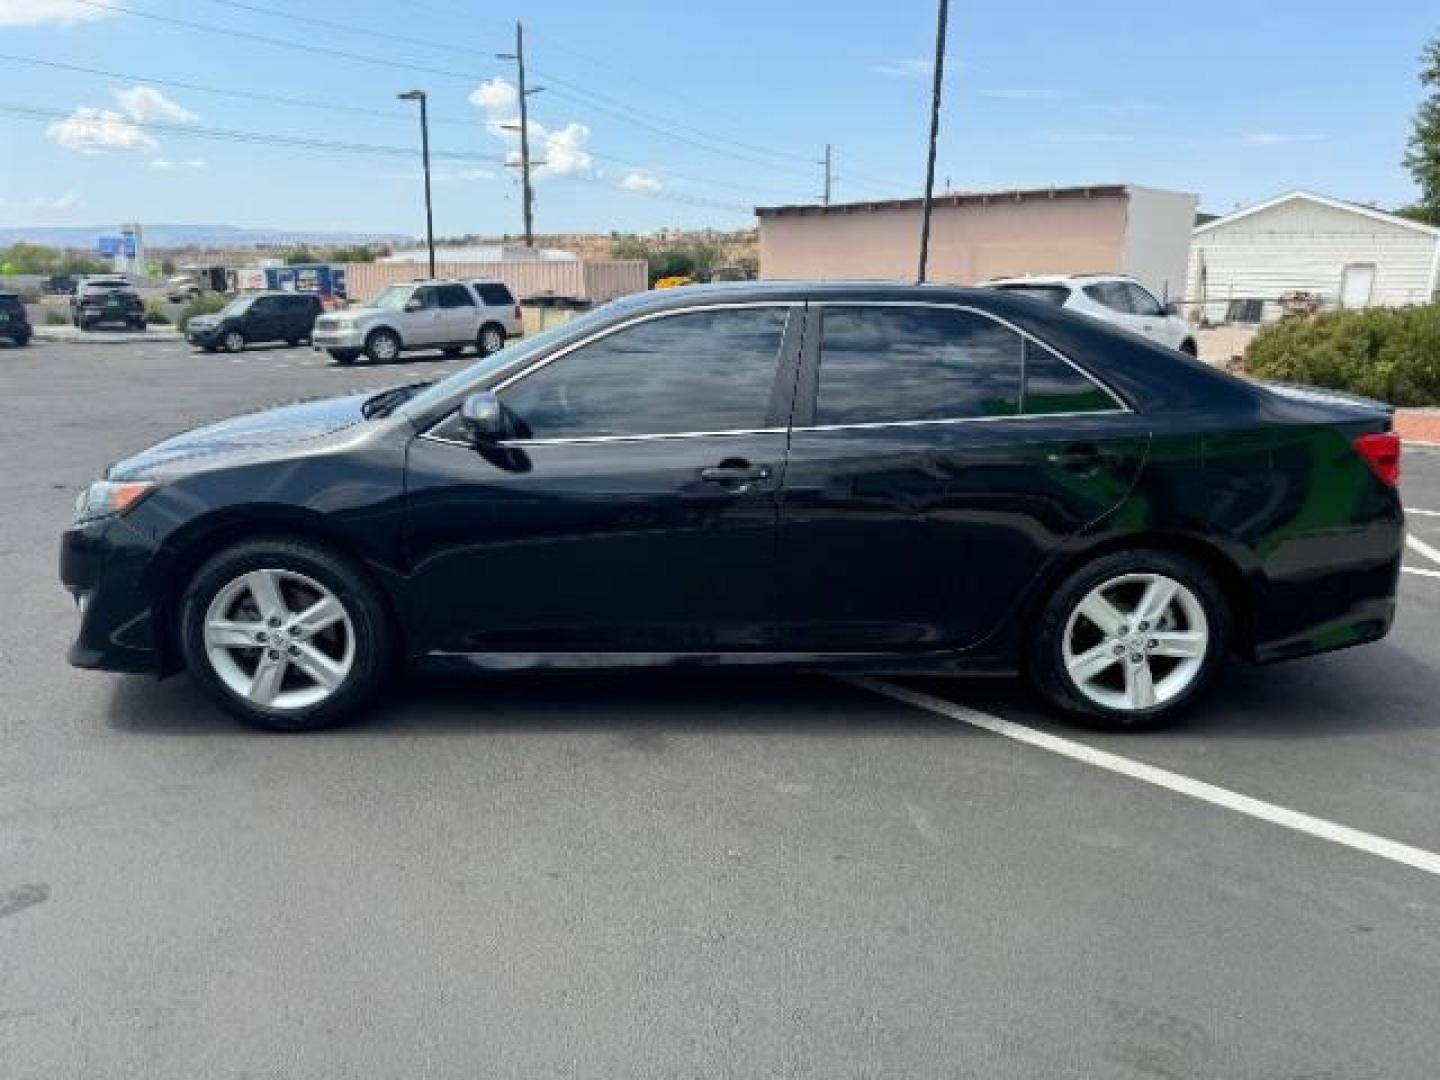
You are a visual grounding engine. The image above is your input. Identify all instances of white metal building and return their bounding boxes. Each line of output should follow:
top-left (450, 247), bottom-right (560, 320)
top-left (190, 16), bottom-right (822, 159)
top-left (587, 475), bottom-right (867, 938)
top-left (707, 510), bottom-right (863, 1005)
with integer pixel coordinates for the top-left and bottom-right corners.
top-left (1189, 191), bottom-right (1440, 323)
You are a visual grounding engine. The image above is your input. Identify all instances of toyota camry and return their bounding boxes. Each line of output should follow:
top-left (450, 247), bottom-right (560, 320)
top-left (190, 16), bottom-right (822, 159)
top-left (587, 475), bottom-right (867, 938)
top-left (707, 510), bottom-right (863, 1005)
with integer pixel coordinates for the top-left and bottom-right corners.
top-left (61, 282), bottom-right (1404, 731)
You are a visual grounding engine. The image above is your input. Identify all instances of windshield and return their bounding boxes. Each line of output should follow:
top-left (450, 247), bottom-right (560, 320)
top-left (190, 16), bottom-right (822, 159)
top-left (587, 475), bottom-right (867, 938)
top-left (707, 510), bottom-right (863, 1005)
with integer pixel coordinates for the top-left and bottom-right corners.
top-left (217, 297), bottom-right (253, 318)
top-left (398, 298), bottom-right (638, 419)
top-left (369, 285), bottom-right (414, 311)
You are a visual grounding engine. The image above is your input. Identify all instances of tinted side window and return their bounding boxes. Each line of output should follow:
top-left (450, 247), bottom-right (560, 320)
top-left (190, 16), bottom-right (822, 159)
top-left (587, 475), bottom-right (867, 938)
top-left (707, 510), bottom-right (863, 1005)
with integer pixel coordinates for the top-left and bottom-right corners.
top-left (248, 297), bottom-right (276, 314)
top-left (816, 307), bottom-right (1021, 425)
top-left (501, 307), bottom-right (789, 439)
top-left (1124, 283), bottom-right (1164, 317)
top-left (438, 284), bottom-right (475, 309)
top-left (994, 284), bottom-right (1070, 307)
top-left (478, 284), bottom-right (514, 306)
top-left (1083, 283), bottom-right (1134, 314)
top-left (411, 287), bottom-right (438, 309)
top-left (1022, 343), bottom-right (1120, 415)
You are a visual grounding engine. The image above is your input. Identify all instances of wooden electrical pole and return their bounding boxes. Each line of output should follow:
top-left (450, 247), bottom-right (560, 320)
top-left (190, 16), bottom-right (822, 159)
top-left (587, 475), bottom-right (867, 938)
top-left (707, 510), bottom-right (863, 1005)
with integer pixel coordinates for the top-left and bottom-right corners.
top-left (499, 22), bottom-right (537, 246)
top-left (917, 0), bottom-right (950, 282)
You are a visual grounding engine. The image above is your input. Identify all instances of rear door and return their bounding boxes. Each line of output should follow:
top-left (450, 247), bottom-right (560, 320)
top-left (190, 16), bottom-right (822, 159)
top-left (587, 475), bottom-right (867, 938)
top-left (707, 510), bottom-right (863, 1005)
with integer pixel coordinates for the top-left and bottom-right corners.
top-left (776, 302), bottom-right (1149, 651)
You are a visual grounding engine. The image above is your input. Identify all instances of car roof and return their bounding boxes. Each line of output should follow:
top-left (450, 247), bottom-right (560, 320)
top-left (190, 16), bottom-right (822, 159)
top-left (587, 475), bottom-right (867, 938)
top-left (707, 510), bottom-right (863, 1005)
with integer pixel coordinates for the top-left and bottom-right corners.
top-left (985, 273), bottom-right (1140, 287)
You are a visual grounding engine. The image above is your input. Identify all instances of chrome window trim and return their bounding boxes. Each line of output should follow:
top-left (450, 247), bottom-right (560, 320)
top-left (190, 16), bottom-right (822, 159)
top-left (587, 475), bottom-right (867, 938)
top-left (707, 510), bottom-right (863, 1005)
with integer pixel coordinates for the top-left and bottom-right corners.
top-left (419, 300), bottom-right (798, 445)
top-left (789, 409), bottom-right (1134, 435)
top-left (419, 426), bottom-right (788, 449)
top-left (807, 299), bottom-right (1132, 416)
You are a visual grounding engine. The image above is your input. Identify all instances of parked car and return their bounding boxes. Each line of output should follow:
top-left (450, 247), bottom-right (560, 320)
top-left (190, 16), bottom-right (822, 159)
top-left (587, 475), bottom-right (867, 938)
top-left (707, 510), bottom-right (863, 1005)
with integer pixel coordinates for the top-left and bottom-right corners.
top-left (43, 274), bottom-right (78, 296)
top-left (166, 275), bottom-right (202, 303)
top-left (186, 292), bottom-right (323, 353)
top-left (985, 273), bottom-right (1198, 355)
top-left (310, 279), bottom-right (522, 365)
top-left (0, 291), bottom-right (33, 346)
top-left (61, 282), bottom-right (1403, 732)
top-left (70, 276), bottom-right (145, 331)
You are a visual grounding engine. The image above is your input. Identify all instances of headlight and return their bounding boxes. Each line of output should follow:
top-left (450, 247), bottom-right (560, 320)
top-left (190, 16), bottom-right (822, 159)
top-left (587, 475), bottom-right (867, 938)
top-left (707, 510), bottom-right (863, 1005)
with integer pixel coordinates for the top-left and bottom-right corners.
top-left (74, 480), bottom-right (155, 525)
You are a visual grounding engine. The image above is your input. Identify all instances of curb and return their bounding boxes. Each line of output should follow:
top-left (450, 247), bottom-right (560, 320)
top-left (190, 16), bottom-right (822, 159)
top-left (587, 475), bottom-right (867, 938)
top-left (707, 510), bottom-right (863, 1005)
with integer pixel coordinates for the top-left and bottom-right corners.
top-left (32, 328), bottom-right (184, 346)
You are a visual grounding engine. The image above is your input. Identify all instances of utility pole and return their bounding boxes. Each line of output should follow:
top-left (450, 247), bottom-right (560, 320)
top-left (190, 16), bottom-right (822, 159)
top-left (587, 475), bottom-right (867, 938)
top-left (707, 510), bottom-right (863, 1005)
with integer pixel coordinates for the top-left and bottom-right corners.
top-left (498, 22), bottom-right (540, 247)
top-left (820, 143), bottom-right (832, 205)
top-left (396, 90), bottom-right (435, 278)
top-left (917, 0), bottom-right (950, 283)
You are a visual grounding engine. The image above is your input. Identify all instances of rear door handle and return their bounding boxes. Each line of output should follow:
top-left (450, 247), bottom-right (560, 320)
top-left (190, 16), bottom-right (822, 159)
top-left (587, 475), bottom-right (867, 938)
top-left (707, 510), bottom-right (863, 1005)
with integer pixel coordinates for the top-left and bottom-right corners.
top-left (700, 460), bottom-right (772, 484)
top-left (1047, 444), bottom-right (1117, 473)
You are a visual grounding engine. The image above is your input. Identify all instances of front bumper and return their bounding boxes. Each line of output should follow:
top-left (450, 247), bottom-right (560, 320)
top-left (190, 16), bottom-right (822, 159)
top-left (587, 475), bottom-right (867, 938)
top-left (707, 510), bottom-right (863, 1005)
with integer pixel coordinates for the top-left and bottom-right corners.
top-left (186, 326), bottom-right (220, 346)
top-left (312, 326), bottom-right (366, 349)
top-left (60, 515), bottom-right (163, 674)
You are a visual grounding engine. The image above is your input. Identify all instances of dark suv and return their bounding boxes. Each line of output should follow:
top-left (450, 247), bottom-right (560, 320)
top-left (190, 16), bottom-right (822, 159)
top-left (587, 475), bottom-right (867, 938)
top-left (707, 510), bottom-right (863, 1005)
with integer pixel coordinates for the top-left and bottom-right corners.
top-left (0, 292), bottom-right (33, 346)
top-left (186, 292), bottom-right (324, 353)
top-left (72, 277), bottom-right (145, 331)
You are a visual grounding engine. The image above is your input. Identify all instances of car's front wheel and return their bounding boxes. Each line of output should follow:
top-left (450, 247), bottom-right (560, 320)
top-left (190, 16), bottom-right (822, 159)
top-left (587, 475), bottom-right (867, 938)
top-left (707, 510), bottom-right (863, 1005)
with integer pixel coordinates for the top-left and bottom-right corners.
top-left (365, 328), bottom-right (402, 364)
top-left (222, 329), bottom-right (246, 353)
top-left (179, 538), bottom-right (393, 731)
top-left (1029, 549), bottom-right (1229, 729)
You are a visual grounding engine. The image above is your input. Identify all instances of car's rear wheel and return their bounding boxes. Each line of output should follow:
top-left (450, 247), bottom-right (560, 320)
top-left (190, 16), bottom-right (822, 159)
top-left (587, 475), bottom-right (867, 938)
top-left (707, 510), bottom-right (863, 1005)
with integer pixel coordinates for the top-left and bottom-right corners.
top-left (179, 538), bottom-right (392, 731)
top-left (222, 329), bottom-right (246, 353)
top-left (477, 323), bottom-right (505, 356)
top-left (1029, 549), bottom-right (1229, 729)
top-left (365, 328), bottom-right (401, 364)
top-left (1179, 338), bottom-right (1198, 357)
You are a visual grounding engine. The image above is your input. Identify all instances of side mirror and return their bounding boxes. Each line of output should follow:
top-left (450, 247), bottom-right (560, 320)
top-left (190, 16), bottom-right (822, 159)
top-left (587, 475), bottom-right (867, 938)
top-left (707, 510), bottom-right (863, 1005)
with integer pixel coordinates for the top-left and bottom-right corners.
top-left (458, 391), bottom-right (504, 442)
top-left (404, 299), bottom-right (422, 312)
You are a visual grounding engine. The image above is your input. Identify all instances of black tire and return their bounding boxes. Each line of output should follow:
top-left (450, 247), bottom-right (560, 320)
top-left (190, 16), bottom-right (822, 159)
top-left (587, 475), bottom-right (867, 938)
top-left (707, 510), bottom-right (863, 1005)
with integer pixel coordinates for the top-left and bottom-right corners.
top-left (222, 329), bottom-right (246, 353)
top-left (202, 345), bottom-right (217, 353)
top-left (1028, 548), bottom-right (1230, 730)
top-left (365, 328), bottom-right (402, 364)
top-left (14, 333), bottom-right (30, 347)
top-left (477, 322), bottom-right (506, 357)
top-left (329, 349), bottom-right (358, 365)
top-left (179, 537), bottom-right (393, 731)
top-left (1178, 338), bottom-right (1198, 357)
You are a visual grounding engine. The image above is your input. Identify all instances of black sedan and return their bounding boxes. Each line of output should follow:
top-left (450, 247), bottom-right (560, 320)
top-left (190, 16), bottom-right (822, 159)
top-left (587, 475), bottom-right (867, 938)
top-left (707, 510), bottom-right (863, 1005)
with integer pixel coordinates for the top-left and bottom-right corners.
top-left (60, 282), bottom-right (1404, 731)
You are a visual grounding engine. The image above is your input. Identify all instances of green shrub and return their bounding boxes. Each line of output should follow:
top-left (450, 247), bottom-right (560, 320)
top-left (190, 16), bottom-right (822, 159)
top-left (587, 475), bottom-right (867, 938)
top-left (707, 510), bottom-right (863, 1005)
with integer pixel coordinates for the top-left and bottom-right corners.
top-left (176, 293), bottom-right (229, 332)
top-left (1244, 305), bottom-right (1440, 406)
top-left (44, 308), bottom-right (69, 325)
top-left (144, 299), bottom-right (171, 326)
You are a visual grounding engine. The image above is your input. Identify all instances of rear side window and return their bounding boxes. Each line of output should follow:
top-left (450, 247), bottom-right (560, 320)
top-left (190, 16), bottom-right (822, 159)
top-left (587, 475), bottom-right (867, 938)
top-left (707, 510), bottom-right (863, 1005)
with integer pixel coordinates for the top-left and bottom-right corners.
top-left (994, 284), bottom-right (1070, 307)
top-left (816, 306), bottom-right (1021, 424)
top-left (1022, 344), bottom-right (1120, 415)
top-left (438, 284), bottom-right (476, 309)
top-left (1083, 282), bottom-right (1134, 314)
top-left (1123, 283), bottom-right (1165, 317)
top-left (477, 284), bottom-right (514, 306)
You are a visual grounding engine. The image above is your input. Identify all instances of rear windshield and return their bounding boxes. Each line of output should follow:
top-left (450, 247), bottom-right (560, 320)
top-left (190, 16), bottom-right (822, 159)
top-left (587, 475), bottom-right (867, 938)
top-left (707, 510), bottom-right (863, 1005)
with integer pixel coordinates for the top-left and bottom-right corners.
top-left (0, 295), bottom-right (23, 312)
top-left (992, 284), bottom-right (1070, 306)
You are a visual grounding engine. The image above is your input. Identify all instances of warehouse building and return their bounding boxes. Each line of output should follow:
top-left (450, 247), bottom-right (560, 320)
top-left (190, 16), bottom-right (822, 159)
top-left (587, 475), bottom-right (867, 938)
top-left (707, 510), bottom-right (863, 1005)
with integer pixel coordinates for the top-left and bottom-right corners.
top-left (1189, 191), bottom-right (1440, 324)
top-left (756, 183), bottom-right (1197, 301)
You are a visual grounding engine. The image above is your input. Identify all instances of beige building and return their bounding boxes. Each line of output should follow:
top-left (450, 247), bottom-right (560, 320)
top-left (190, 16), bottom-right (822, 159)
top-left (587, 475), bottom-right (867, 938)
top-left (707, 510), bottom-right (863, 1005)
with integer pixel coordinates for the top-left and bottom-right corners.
top-left (757, 183), bottom-right (1197, 301)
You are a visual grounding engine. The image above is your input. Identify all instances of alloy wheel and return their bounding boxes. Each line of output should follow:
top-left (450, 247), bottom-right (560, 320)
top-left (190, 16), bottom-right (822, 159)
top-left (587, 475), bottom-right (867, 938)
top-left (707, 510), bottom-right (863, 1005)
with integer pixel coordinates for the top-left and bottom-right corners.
top-left (371, 333), bottom-right (399, 362)
top-left (202, 568), bottom-right (355, 711)
top-left (224, 331), bottom-right (245, 353)
top-left (480, 327), bottom-right (504, 354)
top-left (1060, 572), bottom-right (1209, 712)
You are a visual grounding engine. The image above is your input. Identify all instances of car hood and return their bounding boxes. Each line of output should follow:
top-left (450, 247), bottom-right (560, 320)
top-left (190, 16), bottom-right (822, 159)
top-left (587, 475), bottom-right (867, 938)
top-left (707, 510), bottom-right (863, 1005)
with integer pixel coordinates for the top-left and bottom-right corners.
top-left (186, 315), bottom-right (221, 330)
top-left (109, 392), bottom-right (373, 480)
top-left (322, 305), bottom-right (382, 320)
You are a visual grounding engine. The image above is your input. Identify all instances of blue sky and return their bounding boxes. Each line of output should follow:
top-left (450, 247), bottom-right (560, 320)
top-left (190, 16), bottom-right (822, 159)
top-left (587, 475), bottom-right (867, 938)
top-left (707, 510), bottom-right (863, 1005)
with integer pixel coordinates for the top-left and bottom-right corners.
top-left (0, 0), bottom-right (1434, 239)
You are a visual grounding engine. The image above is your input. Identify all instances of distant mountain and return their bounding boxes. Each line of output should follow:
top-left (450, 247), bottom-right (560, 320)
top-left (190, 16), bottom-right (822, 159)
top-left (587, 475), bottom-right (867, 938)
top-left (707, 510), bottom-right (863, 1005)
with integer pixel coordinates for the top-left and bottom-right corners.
top-left (0, 223), bottom-right (412, 250)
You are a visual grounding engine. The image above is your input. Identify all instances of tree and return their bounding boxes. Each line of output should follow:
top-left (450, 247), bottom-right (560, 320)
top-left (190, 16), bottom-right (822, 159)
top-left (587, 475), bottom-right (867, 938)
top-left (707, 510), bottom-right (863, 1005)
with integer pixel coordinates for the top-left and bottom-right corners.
top-left (1402, 35), bottom-right (1440, 226)
top-left (285, 247), bottom-right (319, 265)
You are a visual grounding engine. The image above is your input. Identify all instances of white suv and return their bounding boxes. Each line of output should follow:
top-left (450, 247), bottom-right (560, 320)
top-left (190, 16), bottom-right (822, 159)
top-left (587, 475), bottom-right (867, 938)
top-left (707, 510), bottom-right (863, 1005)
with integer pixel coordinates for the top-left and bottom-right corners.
top-left (312, 279), bottom-right (523, 365)
top-left (985, 274), bottom-right (1197, 355)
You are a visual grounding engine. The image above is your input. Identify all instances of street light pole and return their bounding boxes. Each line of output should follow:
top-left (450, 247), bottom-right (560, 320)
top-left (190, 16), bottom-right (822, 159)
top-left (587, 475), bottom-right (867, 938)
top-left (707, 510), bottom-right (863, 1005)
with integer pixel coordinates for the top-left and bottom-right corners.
top-left (397, 89), bottom-right (435, 278)
top-left (917, 0), bottom-right (950, 283)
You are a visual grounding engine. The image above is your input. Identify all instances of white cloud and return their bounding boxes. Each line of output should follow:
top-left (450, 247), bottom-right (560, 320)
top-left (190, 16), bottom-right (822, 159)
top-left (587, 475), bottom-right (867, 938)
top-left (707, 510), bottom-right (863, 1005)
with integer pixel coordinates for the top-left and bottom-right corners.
top-left (1046, 131), bottom-right (1134, 145)
top-left (46, 107), bottom-right (158, 154)
top-left (0, 0), bottom-right (114, 26)
top-left (469, 77), bottom-right (518, 113)
top-left (32, 190), bottom-right (82, 211)
top-left (1242, 132), bottom-right (1323, 146)
top-left (982, 88), bottom-right (1061, 101)
top-left (620, 171), bottom-right (663, 194)
top-left (868, 58), bottom-right (933, 79)
top-left (114, 85), bottom-right (197, 124)
top-left (149, 159), bottom-right (206, 170)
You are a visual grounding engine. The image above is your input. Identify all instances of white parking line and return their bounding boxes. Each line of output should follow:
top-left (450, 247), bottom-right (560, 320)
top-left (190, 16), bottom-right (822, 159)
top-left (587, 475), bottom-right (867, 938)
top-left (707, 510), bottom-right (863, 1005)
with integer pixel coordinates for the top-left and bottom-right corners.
top-left (1406, 534), bottom-right (1440, 567)
top-left (1403, 566), bottom-right (1440, 580)
top-left (844, 675), bottom-right (1440, 879)
top-left (1406, 508), bottom-right (1440, 518)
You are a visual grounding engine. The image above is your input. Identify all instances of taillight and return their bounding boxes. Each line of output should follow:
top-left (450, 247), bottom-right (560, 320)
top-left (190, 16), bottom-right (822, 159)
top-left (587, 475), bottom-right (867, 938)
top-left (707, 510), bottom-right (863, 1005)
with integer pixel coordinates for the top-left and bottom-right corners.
top-left (1353, 432), bottom-right (1401, 486)
top-left (513, 303), bottom-right (522, 321)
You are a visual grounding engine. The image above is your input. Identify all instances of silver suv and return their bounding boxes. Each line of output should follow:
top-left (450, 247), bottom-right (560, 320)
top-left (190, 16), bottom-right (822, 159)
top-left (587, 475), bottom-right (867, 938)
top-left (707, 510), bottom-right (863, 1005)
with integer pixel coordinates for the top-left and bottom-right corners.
top-left (311, 279), bottom-right (523, 365)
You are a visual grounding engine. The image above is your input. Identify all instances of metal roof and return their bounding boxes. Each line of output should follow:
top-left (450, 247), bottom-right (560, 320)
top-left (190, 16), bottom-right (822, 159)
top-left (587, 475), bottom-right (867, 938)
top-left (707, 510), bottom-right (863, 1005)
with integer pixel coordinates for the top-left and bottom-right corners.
top-left (755, 184), bottom-right (1132, 218)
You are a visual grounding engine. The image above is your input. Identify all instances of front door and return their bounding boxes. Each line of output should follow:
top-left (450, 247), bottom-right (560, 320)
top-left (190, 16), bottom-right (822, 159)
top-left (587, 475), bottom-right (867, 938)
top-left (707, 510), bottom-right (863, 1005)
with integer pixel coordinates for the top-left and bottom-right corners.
top-left (404, 304), bottom-right (803, 654)
top-left (435, 283), bottom-right (478, 345)
top-left (1340, 263), bottom-right (1376, 309)
top-left (403, 285), bottom-right (445, 345)
top-left (776, 303), bottom-right (1149, 651)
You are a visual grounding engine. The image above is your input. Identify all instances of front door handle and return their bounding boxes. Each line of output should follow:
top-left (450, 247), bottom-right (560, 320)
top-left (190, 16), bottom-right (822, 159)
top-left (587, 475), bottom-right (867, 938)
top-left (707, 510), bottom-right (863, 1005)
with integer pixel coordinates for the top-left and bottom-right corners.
top-left (1047, 444), bottom-right (1117, 474)
top-left (700, 460), bottom-right (772, 485)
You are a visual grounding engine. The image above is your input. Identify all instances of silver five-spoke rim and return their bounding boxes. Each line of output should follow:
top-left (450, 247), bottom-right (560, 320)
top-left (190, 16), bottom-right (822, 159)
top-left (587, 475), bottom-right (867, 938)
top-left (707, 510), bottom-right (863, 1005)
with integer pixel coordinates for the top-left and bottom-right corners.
top-left (372, 333), bottom-right (398, 361)
top-left (224, 331), bottom-right (244, 352)
top-left (203, 568), bottom-right (355, 711)
top-left (1062, 572), bottom-right (1208, 713)
top-left (481, 328), bottom-right (503, 353)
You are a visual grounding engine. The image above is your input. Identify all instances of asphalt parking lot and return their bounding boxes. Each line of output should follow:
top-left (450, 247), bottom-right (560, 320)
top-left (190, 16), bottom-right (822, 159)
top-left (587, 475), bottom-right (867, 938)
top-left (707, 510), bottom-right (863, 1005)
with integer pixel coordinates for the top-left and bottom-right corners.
top-left (3, 336), bottom-right (1440, 1078)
